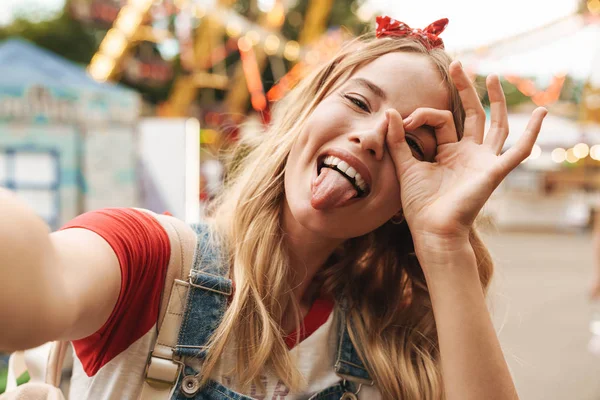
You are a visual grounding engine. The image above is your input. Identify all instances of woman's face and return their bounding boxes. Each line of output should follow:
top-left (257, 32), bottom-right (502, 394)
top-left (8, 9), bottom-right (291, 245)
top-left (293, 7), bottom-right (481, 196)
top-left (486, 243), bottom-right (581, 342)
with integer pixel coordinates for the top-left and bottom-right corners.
top-left (284, 51), bottom-right (450, 239)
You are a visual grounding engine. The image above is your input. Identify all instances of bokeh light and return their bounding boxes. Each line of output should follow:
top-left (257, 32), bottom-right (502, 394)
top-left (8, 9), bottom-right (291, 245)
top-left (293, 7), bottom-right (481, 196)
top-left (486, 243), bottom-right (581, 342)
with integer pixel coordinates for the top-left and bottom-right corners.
top-left (551, 148), bottom-right (566, 163)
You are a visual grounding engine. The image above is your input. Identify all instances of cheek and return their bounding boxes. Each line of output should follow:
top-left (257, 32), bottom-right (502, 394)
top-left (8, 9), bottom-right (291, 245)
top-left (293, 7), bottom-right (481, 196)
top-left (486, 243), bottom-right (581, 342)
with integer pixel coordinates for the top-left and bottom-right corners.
top-left (284, 141), bottom-right (307, 200)
top-left (303, 100), bottom-right (348, 139)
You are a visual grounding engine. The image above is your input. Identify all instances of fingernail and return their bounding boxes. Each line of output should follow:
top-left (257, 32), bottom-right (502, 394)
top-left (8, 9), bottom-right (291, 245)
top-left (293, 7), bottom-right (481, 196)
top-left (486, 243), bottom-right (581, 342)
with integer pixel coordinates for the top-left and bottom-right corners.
top-left (403, 116), bottom-right (413, 126)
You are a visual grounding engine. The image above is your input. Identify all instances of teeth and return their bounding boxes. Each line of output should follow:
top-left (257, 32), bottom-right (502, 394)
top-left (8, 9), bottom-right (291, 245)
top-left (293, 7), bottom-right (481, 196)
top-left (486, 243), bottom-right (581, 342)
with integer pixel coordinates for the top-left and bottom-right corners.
top-left (322, 155), bottom-right (368, 192)
top-left (356, 178), bottom-right (366, 191)
top-left (337, 161), bottom-right (349, 173)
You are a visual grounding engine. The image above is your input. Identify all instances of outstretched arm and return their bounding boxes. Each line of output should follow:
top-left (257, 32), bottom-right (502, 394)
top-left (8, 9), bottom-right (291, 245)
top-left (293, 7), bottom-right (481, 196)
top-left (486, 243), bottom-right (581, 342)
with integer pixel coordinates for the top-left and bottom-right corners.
top-left (0, 188), bottom-right (121, 351)
top-left (386, 61), bottom-right (547, 400)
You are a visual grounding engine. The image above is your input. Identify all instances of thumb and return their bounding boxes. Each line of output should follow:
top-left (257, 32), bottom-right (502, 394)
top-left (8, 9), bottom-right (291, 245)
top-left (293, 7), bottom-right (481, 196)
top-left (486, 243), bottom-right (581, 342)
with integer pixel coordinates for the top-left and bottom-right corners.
top-left (385, 109), bottom-right (416, 173)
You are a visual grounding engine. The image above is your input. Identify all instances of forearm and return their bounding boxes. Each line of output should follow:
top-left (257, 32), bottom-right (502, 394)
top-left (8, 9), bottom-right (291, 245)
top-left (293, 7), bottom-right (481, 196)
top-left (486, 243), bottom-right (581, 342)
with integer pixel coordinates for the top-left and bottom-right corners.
top-left (0, 188), bottom-right (63, 349)
top-left (417, 239), bottom-right (518, 400)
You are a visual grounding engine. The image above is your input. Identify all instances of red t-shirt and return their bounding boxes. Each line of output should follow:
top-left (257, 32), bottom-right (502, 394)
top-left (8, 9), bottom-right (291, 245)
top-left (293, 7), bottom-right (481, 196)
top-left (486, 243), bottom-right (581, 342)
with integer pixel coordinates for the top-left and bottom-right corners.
top-left (61, 208), bottom-right (334, 376)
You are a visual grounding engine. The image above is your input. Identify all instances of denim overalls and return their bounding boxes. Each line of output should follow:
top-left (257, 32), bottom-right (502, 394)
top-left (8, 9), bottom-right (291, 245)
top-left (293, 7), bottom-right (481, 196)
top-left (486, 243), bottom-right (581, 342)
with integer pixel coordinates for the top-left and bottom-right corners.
top-left (167, 224), bottom-right (375, 400)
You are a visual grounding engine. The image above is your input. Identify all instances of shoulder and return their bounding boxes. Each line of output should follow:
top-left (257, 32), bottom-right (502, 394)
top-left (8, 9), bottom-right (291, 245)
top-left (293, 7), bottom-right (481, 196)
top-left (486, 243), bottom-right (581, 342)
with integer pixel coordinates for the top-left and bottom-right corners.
top-left (61, 207), bottom-right (168, 239)
top-left (65, 208), bottom-right (178, 376)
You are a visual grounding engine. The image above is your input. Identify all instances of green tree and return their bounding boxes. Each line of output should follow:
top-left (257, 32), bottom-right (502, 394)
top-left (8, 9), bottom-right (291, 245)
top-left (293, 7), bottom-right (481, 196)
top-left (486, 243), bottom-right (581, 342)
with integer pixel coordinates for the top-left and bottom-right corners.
top-left (0, 9), bottom-right (98, 65)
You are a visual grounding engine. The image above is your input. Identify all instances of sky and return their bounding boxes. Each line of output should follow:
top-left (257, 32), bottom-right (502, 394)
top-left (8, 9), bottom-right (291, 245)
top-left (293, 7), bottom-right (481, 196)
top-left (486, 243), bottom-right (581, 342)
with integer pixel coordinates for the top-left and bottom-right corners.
top-left (1, 0), bottom-right (66, 25)
top-left (1, 0), bottom-right (580, 52)
top-left (368, 0), bottom-right (580, 52)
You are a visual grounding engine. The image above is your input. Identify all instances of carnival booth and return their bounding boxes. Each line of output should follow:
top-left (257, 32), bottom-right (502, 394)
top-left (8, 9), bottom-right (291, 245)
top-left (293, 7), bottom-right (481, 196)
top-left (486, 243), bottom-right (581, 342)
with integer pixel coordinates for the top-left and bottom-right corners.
top-left (0, 39), bottom-right (140, 229)
top-left (461, 12), bottom-right (600, 230)
top-left (484, 114), bottom-right (600, 230)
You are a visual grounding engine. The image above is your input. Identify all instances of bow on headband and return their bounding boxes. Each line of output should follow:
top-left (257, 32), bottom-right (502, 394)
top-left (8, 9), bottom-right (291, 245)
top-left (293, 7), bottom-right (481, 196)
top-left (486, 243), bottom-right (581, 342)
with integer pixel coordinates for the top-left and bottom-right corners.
top-left (375, 16), bottom-right (449, 50)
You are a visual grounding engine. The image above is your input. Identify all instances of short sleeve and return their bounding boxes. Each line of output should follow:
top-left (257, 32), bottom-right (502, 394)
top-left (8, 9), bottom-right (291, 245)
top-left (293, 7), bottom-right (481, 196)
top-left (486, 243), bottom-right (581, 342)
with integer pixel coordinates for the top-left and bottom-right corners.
top-left (60, 208), bottom-right (171, 376)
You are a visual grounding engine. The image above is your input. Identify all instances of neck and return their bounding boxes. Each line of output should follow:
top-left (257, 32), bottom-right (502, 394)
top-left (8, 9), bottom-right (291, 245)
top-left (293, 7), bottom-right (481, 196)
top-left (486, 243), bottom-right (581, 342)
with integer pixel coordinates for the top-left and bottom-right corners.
top-left (281, 202), bottom-right (344, 309)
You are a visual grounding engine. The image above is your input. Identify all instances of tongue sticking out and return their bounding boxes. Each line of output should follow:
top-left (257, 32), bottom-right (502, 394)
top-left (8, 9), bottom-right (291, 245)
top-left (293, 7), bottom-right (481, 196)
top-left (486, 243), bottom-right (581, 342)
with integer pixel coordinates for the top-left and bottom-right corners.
top-left (311, 167), bottom-right (358, 210)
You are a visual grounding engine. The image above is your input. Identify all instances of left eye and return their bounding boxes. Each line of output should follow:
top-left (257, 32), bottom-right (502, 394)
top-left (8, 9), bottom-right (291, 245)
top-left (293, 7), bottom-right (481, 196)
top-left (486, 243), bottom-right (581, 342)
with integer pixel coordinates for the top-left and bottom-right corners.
top-left (406, 137), bottom-right (425, 159)
top-left (344, 95), bottom-right (370, 112)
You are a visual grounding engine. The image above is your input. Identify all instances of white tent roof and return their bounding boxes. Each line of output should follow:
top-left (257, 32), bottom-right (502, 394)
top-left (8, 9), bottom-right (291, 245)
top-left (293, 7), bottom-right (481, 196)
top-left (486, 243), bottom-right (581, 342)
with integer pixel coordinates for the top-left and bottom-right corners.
top-left (458, 14), bottom-right (600, 81)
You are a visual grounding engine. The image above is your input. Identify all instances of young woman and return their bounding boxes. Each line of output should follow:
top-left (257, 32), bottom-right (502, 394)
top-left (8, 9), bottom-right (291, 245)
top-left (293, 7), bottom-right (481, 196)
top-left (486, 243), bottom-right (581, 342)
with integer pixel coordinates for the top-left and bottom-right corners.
top-left (0, 17), bottom-right (547, 400)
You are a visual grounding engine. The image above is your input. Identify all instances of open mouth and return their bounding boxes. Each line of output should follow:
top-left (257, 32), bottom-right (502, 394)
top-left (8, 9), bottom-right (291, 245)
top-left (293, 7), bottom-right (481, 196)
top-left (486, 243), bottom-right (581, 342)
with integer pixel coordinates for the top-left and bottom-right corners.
top-left (318, 155), bottom-right (370, 197)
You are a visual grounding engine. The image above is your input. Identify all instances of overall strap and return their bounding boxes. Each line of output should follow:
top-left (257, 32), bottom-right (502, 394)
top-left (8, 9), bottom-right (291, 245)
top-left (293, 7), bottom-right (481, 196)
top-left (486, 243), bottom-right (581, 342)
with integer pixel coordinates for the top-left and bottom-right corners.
top-left (174, 223), bottom-right (232, 360)
top-left (139, 212), bottom-right (198, 400)
top-left (334, 307), bottom-right (374, 387)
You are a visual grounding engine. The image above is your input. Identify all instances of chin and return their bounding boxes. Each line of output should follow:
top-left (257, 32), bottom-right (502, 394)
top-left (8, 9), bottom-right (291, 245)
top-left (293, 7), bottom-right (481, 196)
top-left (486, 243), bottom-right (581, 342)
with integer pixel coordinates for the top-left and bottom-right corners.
top-left (285, 195), bottom-right (373, 240)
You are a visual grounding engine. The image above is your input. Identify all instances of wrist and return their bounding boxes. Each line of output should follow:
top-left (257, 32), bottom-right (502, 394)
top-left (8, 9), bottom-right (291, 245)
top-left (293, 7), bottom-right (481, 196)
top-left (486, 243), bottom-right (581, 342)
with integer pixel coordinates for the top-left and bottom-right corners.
top-left (413, 235), bottom-right (476, 275)
top-left (413, 232), bottom-right (472, 258)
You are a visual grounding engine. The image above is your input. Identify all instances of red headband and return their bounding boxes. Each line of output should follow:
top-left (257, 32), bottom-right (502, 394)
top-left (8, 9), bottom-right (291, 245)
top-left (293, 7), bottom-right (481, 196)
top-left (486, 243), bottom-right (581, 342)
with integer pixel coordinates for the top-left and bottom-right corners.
top-left (375, 16), bottom-right (449, 50)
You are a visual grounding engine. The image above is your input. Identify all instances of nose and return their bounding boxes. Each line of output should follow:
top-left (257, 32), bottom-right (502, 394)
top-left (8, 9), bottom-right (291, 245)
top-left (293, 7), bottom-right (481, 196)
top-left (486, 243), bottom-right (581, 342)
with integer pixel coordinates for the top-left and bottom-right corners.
top-left (348, 114), bottom-right (387, 161)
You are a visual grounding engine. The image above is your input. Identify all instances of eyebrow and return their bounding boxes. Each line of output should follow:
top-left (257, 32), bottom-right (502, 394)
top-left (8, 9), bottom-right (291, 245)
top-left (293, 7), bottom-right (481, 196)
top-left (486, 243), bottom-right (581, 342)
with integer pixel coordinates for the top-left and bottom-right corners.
top-left (351, 78), bottom-right (387, 101)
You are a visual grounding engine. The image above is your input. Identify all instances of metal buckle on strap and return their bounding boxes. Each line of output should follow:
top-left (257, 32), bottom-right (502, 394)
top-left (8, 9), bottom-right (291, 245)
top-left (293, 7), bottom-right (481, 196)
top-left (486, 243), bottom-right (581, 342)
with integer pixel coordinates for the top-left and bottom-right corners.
top-left (188, 274), bottom-right (232, 296)
top-left (144, 352), bottom-right (183, 388)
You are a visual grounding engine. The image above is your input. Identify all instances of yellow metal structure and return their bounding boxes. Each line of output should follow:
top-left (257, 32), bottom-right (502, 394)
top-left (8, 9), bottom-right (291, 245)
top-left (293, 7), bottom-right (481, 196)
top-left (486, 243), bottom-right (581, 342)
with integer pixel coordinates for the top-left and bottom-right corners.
top-left (299, 0), bottom-right (335, 45)
top-left (161, 3), bottom-right (230, 117)
top-left (90, 0), bottom-right (335, 118)
top-left (224, 1), bottom-right (286, 116)
top-left (224, 0), bottom-right (333, 116)
top-left (88, 0), bottom-right (155, 82)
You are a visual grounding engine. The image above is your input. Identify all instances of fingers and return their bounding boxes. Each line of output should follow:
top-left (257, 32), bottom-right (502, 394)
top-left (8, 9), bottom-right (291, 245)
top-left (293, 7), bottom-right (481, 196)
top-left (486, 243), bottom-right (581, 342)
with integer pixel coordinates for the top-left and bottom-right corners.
top-left (483, 74), bottom-right (510, 154)
top-left (500, 107), bottom-right (548, 171)
top-left (385, 109), bottom-right (417, 172)
top-left (449, 60), bottom-right (486, 143)
top-left (404, 107), bottom-right (458, 146)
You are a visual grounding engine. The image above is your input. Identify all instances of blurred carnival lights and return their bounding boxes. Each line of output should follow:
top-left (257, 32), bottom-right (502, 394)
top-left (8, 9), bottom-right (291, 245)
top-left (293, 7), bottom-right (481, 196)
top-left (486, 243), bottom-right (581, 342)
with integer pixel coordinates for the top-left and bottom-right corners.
top-left (551, 148), bottom-right (567, 163)
top-left (284, 41), bottom-right (300, 61)
top-left (566, 148), bottom-right (579, 163)
top-left (264, 35), bottom-right (280, 55)
top-left (237, 37), bottom-right (253, 52)
top-left (590, 145), bottom-right (600, 161)
top-left (266, 2), bottom-right (285, 27)
top-left (258, 0), bottom-right (276, 12)
top-left (220, 11), bottom-right (301, 61)
top-left (573, 143), bottom-right (590, 159)
top-left (226, 22), bottom-right (242, 38)
top-left (589, 0), bottom-right (600, 14)
top-left (246, 30), bottom-right (261, 46)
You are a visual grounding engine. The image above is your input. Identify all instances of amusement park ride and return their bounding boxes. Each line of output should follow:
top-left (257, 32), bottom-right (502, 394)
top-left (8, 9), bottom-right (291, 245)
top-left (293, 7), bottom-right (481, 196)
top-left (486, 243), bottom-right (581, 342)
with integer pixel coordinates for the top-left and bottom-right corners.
top-left (84, 0), bottom-right (600, 127)
top-left (85, 0), bottom-right (342, 124)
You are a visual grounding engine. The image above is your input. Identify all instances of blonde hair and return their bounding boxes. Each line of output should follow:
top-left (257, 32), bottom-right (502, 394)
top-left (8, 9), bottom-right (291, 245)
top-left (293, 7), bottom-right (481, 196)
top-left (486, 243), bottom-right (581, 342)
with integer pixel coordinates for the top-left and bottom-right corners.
top-left (202, 34), bottom-right (494, 400)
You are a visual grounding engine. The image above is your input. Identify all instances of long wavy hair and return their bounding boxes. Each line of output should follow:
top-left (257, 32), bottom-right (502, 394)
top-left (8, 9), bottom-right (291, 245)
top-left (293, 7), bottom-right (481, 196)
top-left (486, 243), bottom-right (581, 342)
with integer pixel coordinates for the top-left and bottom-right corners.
top-left (201, 34), bottom-right (494, 400)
